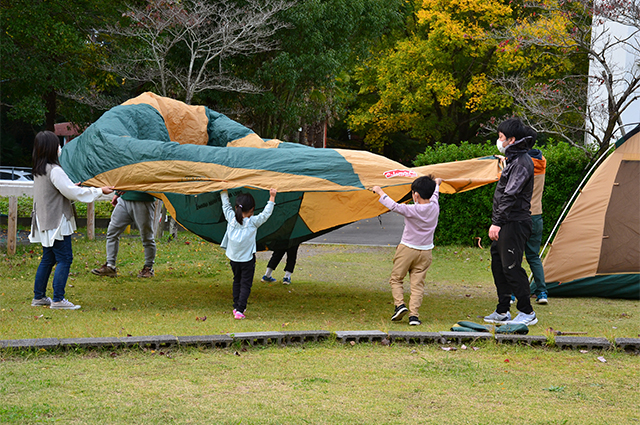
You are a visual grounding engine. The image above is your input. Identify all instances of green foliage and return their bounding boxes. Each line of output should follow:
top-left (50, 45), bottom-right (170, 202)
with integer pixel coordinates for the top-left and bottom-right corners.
top-left (0, 197), bottom-right (113, 219)
top-left (413, 140), bottom-right (592, 246)
top-left (74, 200), bottom-right (115, 219)
top-left (345, 0), bottom-right (587, 160)
top-left (0, 196), bottom-right (33, 218)
top-left (215, 0), bottom-right (403, 140)
top-left (0, 0), bottom-right (124, 126)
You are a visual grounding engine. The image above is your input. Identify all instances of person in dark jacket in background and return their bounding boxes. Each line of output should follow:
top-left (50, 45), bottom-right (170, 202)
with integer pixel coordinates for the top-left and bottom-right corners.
top-left (525, 148), bottom-right (549, 304)
top-left (484, 118), bottom-right (538, 326)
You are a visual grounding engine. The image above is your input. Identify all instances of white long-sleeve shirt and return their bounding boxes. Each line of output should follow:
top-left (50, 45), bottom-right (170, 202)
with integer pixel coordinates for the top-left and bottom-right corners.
top-left (29, 166), bottom-right (103, 247)
top-left (220, 191), bottom-right (275, 262)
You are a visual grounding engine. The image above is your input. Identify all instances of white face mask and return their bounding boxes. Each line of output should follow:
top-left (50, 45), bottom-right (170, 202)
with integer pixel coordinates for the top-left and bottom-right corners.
top-left (496, 139), bottom-right (507, 154)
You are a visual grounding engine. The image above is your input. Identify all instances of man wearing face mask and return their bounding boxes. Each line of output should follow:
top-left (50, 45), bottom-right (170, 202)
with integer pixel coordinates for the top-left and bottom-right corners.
top-left (484, 118), bottom-right (538, 326)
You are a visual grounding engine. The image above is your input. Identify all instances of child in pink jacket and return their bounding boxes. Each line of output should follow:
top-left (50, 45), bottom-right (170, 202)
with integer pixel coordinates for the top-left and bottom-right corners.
top-left (372, 176), bottom-right (441, 325)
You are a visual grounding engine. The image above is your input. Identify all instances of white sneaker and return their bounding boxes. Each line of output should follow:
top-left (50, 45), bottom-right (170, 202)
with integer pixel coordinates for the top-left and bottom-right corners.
top-left (508, 311), bottom-right (538, 326)
top-left (31, 297), bottom-right (52, 306)
top-left (50, 299), bottom-right (81, 310)
top-left (483, 311), bottom-right (511, 323)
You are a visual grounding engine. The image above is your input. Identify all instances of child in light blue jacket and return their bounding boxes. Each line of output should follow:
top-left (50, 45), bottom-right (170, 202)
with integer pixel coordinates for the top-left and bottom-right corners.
top-left (221, 189), bottom-right (277, 319)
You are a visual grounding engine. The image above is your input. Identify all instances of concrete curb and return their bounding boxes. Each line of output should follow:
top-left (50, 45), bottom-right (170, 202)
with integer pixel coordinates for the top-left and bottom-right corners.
top-left (1, 333), bottom-right (638, 354)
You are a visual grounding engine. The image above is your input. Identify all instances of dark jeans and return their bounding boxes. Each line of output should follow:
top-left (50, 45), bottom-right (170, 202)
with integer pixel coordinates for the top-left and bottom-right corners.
top-left (267, 245), bottom-right (299, 273)
top-left (525, 214), bottom-right (547, 296)
top-left (230, 255), bottom-right (256, 313)
top-left (491, 220), bottom-right (533, 315)
top-left (33, 235), bottom-right (73, 302)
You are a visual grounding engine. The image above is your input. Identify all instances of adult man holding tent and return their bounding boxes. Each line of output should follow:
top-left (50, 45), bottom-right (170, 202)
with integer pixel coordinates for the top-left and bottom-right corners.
top-left (91, 191), bottom-right (157, 278)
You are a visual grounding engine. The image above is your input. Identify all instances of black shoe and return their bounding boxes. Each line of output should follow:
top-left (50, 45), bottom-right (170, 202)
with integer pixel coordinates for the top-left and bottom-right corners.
top-left (408, 316), bottom-right (421, 326)
top-left (391, 304), bottom-right (408, 321)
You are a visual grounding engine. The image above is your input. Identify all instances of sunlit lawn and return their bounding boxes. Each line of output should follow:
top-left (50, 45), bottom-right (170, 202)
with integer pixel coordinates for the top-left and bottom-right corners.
top-left (1, 231), bottom-right (638, 424)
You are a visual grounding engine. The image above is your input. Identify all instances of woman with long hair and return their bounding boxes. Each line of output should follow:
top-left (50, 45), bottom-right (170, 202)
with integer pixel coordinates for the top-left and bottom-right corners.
top-left (29, 131), bottom-right (114, 310)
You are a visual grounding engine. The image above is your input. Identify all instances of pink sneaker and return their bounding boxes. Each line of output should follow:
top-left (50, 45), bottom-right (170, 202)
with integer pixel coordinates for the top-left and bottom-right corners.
top-left (233, 309), bottom-right (245, 320)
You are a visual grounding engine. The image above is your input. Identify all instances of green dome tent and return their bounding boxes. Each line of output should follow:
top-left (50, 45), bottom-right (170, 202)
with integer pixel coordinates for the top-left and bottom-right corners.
top-left (544, 125), bottom-right (640, 299)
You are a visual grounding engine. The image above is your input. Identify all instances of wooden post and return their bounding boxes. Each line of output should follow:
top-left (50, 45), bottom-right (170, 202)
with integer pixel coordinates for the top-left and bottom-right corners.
top-left (7, 196), bottom-right (18, 256)
top-left (86, 201), bottom-right (95, 240)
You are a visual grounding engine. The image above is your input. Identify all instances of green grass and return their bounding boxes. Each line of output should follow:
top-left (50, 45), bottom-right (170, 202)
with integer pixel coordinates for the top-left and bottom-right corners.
top-left (1, 233), bottom-right (637, 339)
top-left (1, 231), bottom-right (639, 423)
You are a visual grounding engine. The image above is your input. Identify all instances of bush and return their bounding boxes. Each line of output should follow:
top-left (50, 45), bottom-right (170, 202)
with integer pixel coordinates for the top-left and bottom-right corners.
top-left (0, 196), bottom-right (114, 219)
top-left (413, 141), bottom-right (592, 246)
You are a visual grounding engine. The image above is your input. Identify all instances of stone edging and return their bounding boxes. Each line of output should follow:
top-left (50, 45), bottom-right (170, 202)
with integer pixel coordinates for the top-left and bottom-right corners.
top-left (1, 331), bottom-right (639, 354)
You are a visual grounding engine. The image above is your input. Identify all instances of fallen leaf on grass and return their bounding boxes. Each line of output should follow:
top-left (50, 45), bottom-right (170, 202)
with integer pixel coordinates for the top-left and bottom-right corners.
top-left (440, 346), bottom-right (457, 351)
top-left (234, 351), bottom-right (240, 356)
top-left (461, 344), bottom-right (467, 350)
top-left (195, 316), bottom-right (207, 322)
top-left (597, 356), bottom-right (607, 363)
top-left (350, 341), bottom-right (356, 346)
top-left (34, 314), bottom-right (44, 320)
top-left (472, 347), bottom-right (480, 351)
top-left (580, 350), bottom-right (589, 354)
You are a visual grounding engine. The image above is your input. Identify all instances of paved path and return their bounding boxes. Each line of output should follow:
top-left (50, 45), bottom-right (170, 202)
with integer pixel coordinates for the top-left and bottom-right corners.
top-left (306, 212), bottom-right (402, 247)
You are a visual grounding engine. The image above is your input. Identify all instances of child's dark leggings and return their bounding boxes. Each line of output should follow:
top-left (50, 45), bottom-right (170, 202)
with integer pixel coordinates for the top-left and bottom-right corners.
top-left (230, 255), bottom-right (256, 313)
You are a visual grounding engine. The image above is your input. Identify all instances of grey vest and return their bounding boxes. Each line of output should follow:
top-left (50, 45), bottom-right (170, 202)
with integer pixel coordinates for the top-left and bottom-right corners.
top-left (33, 164), bottom-right (74, 231)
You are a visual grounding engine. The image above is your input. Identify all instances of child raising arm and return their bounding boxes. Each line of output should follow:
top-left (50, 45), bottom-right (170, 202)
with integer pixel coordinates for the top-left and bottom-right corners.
top-left (372, 176), bottom-right (442, 326)
top-left (220, 188), bottom-right (277, 319)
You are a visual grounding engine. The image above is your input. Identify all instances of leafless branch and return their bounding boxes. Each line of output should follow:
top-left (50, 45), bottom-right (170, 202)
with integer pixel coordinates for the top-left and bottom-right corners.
top-left (102, 0), bottom-right (294, 104)
top-left (490, 0), bottom-right (640, 156)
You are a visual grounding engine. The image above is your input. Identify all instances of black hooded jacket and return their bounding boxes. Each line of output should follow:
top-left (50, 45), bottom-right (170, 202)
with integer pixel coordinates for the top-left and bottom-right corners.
top-left (491, 137), bottom-right (534, 227)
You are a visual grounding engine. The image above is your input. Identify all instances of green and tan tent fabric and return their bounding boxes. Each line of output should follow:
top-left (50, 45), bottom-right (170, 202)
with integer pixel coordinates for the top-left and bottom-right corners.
top-left (61, 92), bottom-right (502, 250)
top-left (544, 125), bottom-right (640, 299)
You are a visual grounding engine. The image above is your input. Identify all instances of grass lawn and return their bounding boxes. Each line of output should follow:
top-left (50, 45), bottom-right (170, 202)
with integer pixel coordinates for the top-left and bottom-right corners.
top-left (1, 231), bottom-right (639, 424)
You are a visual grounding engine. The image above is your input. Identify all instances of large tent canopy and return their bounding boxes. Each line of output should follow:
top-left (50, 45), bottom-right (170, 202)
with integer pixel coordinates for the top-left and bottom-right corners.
top-left (61, 93), bottom-right (501, 250)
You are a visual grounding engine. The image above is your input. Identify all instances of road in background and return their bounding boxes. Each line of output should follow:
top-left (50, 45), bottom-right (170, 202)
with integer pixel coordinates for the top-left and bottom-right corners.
top-left (306, 212), bottom-right (403, 247)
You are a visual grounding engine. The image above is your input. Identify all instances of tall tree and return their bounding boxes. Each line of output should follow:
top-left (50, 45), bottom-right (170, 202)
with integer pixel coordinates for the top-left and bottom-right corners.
top-left (346, 0), bottom-right (513, 156)
top-left (345, 0), bottom-right (582, 159)
top-left (103, 0), bottom-right (294, 105)
top-left (492, 0), bottom-right (640, 159)
top-left (0, 0), bottom-right (123, 130)
top-left (216, 0), bottom-right (403, 140)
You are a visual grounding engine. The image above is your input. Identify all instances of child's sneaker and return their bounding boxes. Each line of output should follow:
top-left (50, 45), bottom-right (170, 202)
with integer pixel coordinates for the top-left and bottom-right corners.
top-left (508, 311), bottom-right (538, 326)
top-left (408, 316), bottom-right (422, 326)
top-left (483, 311), bottom-right (511, 323)
top-left (261, 275), bottom-right (276, 283)
top-left (50, 299), bottom-right (81, 310)
top-left (31, 297), bottom-right (52, 307)
top-left (282, 277), bottom-right (291, 285)
top-left (536, 292), bottom-right (548, 304)
top-left (233, 309), bottom-right (245, 320)
top-left (391, 304), bottom-right (408, 321)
